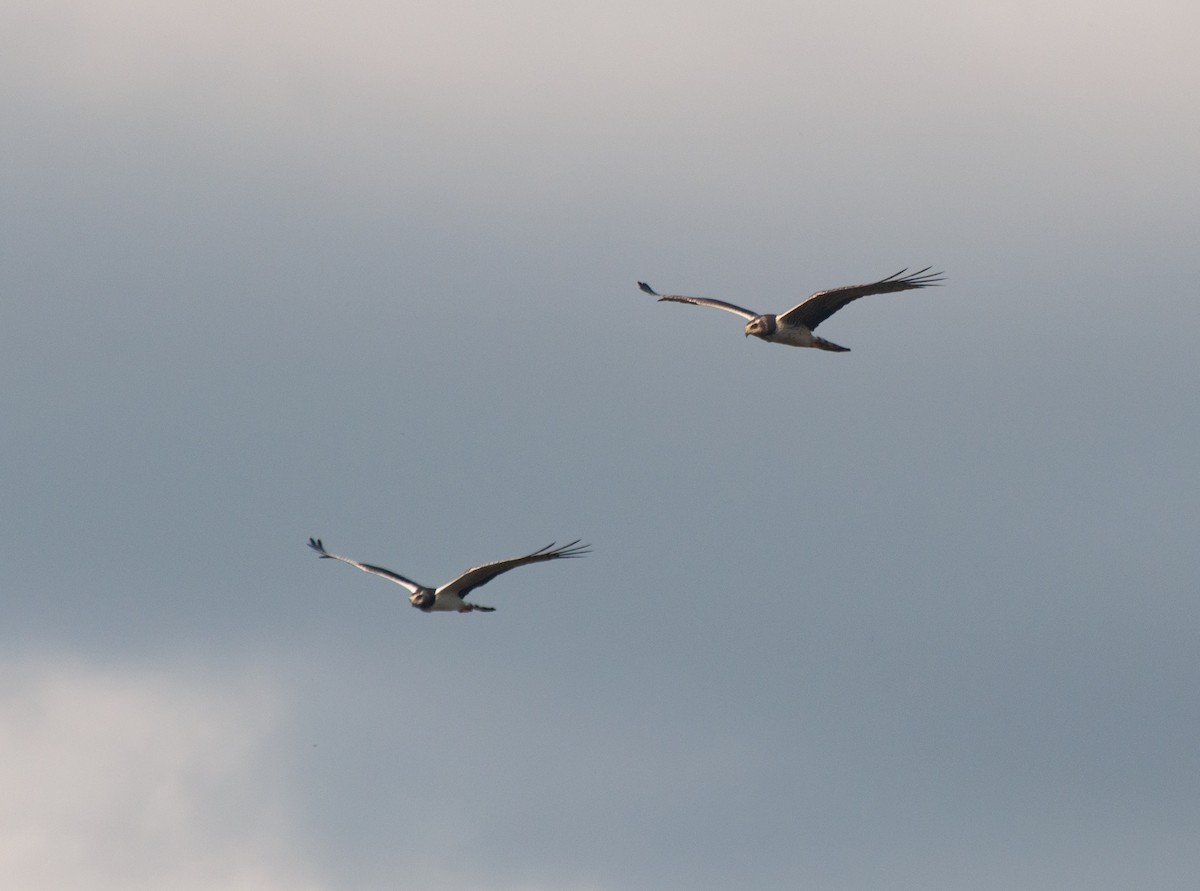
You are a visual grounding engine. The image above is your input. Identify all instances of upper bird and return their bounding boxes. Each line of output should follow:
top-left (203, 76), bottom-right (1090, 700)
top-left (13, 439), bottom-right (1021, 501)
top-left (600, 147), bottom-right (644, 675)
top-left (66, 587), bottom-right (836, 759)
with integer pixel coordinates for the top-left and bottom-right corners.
top-left (307, 538), bottom-right (590, 613)
top-left (638, 267), bottom-right (944, 352)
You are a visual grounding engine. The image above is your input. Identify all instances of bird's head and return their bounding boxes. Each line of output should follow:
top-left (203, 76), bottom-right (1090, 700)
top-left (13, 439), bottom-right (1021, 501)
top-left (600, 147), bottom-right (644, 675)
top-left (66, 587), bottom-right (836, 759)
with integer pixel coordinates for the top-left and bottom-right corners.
top-left (744, 316), bottom-right (774, 339)
top-left (409, 591), bottom-right (436, 611)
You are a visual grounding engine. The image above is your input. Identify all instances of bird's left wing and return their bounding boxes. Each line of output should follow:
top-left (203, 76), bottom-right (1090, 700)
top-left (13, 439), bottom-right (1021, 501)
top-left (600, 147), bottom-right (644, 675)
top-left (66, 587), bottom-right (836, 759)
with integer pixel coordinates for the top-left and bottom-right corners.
top-left (438, 540), bottom-right (591, 599)
top-left (308, 538), bottom-right (424, 595)
top-left (638, 282), bottom-right (759, 321)
top-left (778, 267), bottom-right (944, 331)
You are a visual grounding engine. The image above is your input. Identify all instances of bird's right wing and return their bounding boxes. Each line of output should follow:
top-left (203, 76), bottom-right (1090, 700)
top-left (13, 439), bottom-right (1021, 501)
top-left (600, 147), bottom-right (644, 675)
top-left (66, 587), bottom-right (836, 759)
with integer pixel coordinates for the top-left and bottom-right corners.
top-left (638, 282), bottom-right (759, 321)
top-left (308, 538), bottom-right (425, 595)
top-left (438, 540), bottom-right (591, 599)
top-left (778, 267), bottom-right (944, 330)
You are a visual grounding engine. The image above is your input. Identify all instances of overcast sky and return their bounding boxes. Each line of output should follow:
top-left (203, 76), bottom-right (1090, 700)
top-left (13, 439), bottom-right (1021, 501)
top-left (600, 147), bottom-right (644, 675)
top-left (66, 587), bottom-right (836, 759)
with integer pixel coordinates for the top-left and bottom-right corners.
top-left (3, 1), bottom-right (1198, 889)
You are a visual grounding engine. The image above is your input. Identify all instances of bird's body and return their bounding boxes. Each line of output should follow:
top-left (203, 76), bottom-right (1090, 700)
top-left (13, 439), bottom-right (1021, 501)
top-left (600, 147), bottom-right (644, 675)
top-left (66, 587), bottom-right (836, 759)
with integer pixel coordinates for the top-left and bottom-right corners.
top-left (407, 588), bottom-right (483, 614)
top-left (638, 267), bottom-right (944, 352)
top-left (739, 315), bottom-right (829, 349)
top-left (307, 538), bottom-right (589, 613)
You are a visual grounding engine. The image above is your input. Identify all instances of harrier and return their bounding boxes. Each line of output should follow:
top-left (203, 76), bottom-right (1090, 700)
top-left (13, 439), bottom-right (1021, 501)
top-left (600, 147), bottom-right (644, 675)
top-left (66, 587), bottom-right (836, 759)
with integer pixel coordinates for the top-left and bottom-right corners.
top-left (638, 267), bottom-right (944, 352)
top-left (307, 538), bottom-right (590, 613)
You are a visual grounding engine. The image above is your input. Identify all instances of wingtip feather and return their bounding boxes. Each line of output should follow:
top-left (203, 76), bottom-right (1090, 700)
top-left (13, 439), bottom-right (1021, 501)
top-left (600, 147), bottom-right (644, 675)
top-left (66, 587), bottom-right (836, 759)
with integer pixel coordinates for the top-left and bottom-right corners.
top-left (532, 539), bottom-right (592, 560)
top-left (879, 267), bottom-right (945, 289)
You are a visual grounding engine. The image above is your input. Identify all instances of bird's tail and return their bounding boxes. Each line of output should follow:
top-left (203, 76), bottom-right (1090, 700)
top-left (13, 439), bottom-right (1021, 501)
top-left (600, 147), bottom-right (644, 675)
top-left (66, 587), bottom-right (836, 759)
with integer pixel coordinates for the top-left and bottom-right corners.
top-left (813, 336), bottom-right (850, 353)
top-left (466, 604), bottom-right (496, 613)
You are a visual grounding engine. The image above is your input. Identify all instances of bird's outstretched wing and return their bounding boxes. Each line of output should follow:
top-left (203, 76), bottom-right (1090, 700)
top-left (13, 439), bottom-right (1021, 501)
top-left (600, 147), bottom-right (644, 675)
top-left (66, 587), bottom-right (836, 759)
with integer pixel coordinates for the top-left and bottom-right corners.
top-left (778, 267), bottom-right (944, 331)
top-left (638, 282), bottom-right (759, 321)
top-left (438, 540), bottom-right (591, 600)
top-left (308, 538), bottom-right (425, 595)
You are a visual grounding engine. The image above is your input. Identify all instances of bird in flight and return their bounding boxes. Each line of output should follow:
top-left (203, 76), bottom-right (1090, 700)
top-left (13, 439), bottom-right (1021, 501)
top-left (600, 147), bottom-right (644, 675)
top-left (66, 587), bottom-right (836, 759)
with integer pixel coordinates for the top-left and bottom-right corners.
top-left (638, 267), bottom-right (944, 352)
top-left (307, 538), bottom-right (590, 613)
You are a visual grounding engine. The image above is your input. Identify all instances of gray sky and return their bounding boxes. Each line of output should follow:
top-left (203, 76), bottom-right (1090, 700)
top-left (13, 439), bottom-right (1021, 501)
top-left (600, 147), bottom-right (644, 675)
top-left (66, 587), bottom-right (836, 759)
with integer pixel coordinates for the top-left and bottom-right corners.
top-left (3, 1), bottom-right (1198, 889)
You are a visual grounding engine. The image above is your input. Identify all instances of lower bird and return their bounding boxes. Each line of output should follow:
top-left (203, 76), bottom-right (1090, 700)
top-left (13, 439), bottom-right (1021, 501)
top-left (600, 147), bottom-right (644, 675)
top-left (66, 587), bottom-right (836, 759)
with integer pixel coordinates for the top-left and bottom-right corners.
top-left (307, 538), bottom-right (590, 613)
top-left (638, 267), bottom-right (943, 352)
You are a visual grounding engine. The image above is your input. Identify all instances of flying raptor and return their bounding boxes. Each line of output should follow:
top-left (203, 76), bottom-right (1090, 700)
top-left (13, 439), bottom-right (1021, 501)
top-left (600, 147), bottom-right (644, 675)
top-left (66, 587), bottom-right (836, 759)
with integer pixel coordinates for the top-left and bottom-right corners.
top-left (638, 267), bottom-right (944, 352)
top-left (307, 538), bottom-right (590, 613)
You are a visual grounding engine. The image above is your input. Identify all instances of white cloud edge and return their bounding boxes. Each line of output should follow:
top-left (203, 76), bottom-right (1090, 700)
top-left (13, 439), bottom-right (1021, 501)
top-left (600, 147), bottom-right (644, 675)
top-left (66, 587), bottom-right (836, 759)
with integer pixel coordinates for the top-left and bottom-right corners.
top-left (0, 654), bottom-right (325, 891)
top-left (0, 653), bottom-right (617, 891)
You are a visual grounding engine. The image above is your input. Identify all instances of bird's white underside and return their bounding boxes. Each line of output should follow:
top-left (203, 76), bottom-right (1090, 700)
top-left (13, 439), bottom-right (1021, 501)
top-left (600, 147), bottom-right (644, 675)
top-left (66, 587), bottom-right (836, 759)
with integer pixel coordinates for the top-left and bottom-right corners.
top-left (427, 592), bottom-right (471, 611)
top-left (760, 325), bottom-right (819, 347)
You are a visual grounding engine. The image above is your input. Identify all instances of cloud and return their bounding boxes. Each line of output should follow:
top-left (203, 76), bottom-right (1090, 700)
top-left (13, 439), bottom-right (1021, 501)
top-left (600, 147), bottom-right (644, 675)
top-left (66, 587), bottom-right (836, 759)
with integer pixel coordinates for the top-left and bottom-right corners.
top-left (6, 0), bottom-right (1196, 217)
top-left (0, 655), bottom-right (627, 891)
top-left (0, 656), bottom-right (323, 891)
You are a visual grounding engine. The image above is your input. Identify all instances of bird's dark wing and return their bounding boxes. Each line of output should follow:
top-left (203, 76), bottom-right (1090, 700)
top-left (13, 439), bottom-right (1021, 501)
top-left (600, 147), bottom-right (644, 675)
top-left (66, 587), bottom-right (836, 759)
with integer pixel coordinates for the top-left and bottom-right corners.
top-left (437, 540), bottom-right (591, 600)
top-left (777, 267), bottom-right (944, 331)
top-left (308, 537), bottom-right (425, 595)
top-left (638, 282), bottom-right (759, 321)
